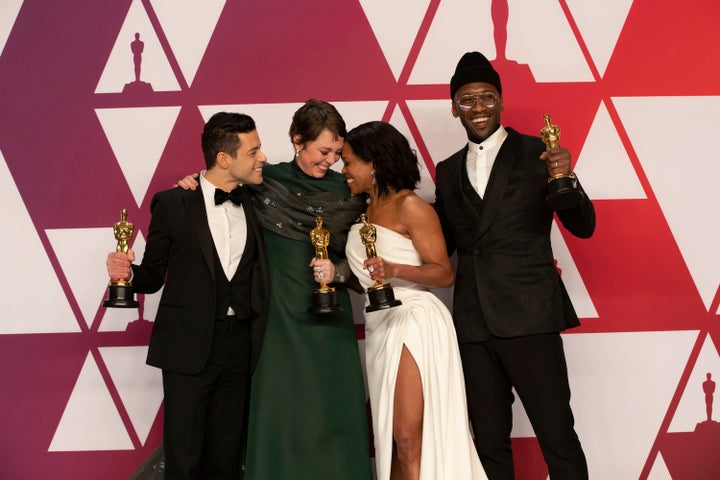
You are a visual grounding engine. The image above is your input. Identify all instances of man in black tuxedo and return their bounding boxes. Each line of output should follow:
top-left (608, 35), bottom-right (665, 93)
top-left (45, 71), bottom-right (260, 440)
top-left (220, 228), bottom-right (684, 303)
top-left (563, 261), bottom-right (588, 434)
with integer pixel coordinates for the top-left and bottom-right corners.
top-left (434, 52), bottom-right (594, 479)
top-left (107, 112), bottom-right (269, 479)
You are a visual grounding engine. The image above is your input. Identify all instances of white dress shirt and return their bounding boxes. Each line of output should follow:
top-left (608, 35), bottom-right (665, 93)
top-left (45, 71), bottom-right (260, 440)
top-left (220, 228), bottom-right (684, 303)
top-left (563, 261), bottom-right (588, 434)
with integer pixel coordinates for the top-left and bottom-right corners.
top-left (199, 173), bottom-right (247, 315)
top-left (466, 125), bottom-right (508, 198)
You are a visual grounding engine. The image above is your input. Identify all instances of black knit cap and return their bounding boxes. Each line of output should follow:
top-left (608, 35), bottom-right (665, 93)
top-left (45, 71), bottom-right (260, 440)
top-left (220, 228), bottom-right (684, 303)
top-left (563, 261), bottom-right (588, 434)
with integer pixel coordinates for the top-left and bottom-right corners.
top-left (450, 51), bottom-right (502, 99)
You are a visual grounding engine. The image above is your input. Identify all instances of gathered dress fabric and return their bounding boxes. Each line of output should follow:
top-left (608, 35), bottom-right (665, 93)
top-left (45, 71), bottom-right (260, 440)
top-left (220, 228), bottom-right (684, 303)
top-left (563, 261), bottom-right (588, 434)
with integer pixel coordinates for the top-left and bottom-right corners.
top-left (345, 223), bottom-right (487, 480)
top-left (243, 161), bottom-right (372, 480)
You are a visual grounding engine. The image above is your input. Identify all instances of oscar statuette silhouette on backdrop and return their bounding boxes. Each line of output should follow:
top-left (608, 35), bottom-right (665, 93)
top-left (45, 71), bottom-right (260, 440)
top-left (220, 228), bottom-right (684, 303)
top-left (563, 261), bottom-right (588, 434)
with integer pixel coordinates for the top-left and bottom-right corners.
top-left (359, 214), bottom-right (401, 312)
top-left (103, 209), bottom-right (139, 308)
top-left (541, 113), bottom-right (584, 210)
top-left (122, 32), bottom-right (153, 94)
top-left (308, 216), bottom-right (343, 313)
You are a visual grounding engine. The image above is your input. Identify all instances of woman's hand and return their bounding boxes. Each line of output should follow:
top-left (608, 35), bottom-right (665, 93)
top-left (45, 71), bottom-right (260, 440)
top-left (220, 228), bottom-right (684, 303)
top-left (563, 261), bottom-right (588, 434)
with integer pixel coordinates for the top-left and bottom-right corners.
top-left (309, 258), bottom-right (336, 284)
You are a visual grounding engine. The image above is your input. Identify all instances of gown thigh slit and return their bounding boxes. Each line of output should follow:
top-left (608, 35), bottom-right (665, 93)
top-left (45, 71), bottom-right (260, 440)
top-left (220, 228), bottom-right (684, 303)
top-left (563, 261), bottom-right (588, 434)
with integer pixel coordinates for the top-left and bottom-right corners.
top-left (346, 223), bottom-right (488, 480)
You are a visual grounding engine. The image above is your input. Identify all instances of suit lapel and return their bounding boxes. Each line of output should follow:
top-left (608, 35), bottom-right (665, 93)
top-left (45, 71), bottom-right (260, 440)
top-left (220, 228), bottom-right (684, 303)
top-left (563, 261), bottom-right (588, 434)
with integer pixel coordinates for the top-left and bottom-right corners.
top-left (448, 146), bottom-right (482, 224)
top-left (185, 185), bottom-right (215, 277)
top-left (474, 130), bottom-right (520, 238)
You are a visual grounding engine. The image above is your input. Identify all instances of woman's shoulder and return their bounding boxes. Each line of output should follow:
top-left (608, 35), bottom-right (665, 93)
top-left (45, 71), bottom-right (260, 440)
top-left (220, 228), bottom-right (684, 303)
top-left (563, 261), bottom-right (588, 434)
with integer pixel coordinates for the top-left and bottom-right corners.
top-left (396, 190), bottom-right (438, 225)
top-left (396, 190), bottom-right (430, 210)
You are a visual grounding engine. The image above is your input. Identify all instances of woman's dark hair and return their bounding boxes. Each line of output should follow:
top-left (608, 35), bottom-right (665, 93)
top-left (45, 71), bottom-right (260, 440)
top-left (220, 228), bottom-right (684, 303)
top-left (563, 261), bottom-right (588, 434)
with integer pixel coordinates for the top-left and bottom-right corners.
top-left (289, 99), bottom-right (347, 144)
top-left (344, 121), bottom-right (420, 198)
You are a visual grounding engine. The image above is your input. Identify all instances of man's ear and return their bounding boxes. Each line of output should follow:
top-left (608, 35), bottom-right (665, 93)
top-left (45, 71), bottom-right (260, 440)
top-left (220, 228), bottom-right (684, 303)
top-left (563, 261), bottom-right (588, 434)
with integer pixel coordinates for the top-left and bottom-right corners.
top-left (451, 101), bottom-right (459, 118)
top-left (216, 151), bottom-right (230, 168)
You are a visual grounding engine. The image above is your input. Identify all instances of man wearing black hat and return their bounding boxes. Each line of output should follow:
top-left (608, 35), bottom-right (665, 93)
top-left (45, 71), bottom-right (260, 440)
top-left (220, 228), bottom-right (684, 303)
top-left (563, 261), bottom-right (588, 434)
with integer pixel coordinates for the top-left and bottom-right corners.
top-left (434, 51), bottom-right (594, 479)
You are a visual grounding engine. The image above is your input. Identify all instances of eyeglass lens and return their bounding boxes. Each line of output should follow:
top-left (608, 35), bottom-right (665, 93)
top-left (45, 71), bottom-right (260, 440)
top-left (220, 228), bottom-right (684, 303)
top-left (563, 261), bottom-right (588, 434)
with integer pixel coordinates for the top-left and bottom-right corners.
top-left (457, 93), bottom-right (497, 109)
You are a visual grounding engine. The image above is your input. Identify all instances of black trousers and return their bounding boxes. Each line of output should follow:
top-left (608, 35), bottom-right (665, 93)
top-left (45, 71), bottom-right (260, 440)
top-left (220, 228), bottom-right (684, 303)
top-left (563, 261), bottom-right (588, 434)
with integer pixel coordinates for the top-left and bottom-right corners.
top-left (460, 333), bottom-right (588, 480)
top-left (162, 316), bottom-right (250, 480)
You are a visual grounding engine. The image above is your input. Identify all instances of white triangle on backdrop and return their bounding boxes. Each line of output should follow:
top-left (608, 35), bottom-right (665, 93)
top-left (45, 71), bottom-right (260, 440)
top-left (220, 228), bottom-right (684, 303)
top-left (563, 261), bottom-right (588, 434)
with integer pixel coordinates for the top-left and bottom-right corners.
top-left (668, 334), bottom-right (720, 432)
top-left (96, 106), bottom-right (181, 207)
top-left (151, 0), bottom-right (226, 87)
top-left (46, 227), bottom-right (127, 330)
top-left (565, 0), bottom-right (634, 76)
top-left (49, 353), bottom-right (133, 451)
top-left (410, 0), bottom-right (495, 86)
top-left (574, 100), bottom-right (646, 200)
top-left (0, 0), bottom-right (23, 58)
top-left (387, 107), bottom-right (435, 203)
top-left (332, 101), bottom-right (389, 132)
top-left (406, 99), bottom-right (468, 171)
top-left (647, 452), bottom-right (673, 480)
top-left (613, 96), bottom-right (720, 312)
top-left (511, 331), bottom-right (698, 479)
top-left (95, 0), bottom-right (180, 93)
top-left (506, 0), bottom-right (593, 82)
top-left (551, 221), bottom-right (598, 318)
top-left (0, 151), bottom-right (78, 334)
top-left (100, 346), bottom-right (163, 444)
top-left (359, 0), bottom-right (431, 81)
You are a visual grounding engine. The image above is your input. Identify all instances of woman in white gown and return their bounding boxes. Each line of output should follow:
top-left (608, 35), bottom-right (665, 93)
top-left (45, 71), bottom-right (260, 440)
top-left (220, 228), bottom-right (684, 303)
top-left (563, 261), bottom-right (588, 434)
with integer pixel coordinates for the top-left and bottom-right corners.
top-left (336, 121), bottom-right (487, 480)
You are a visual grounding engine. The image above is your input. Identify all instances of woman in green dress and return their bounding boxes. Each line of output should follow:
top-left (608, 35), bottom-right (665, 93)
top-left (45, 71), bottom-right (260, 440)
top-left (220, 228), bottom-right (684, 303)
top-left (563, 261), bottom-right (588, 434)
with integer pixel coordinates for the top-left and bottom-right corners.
top-left (178, 99), bottom-right (371, 479)
top-left (243, 99), bottom-right (371, 479)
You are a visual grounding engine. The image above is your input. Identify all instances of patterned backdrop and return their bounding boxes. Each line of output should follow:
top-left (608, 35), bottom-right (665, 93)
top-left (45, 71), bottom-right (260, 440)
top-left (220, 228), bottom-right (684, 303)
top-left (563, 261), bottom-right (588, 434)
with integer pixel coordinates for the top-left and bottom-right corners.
top-left (1, 0), bottom-right (719, 478)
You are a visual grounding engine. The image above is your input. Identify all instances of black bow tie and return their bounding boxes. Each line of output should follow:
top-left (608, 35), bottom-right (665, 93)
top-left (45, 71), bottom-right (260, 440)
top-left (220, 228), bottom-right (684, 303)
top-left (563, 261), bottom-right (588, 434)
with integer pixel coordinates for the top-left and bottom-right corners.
top-left (214, 187), bottom-right (244, 206)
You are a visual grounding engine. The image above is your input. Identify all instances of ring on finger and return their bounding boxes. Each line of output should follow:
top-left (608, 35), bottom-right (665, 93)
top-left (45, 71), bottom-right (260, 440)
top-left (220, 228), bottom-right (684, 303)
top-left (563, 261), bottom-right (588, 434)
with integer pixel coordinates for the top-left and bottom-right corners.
top-left (368, 266), bottom-right (374, 273)
top-left (318, 273), bottom-right (324, 280)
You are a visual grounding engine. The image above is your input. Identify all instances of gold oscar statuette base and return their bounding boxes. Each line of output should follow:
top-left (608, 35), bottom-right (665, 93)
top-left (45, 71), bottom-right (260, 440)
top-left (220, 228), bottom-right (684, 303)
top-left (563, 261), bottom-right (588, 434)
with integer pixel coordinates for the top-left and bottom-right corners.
top-left (546, 174), bottom-right (584, 210)
top-left (308, 285), bottom-right (343, 314)
top-left (365, 283), bottom-right (402, 313)
top-left (103, 281), bottom-right (139, 308)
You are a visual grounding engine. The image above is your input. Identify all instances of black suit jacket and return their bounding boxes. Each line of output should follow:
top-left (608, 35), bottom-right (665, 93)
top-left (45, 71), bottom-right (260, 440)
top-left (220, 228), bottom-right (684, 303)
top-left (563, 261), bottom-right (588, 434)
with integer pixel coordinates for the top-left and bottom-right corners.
top-left (131, 184), bottom-right (269, 375)
top-left (434, 127), bottom-right (595, 342)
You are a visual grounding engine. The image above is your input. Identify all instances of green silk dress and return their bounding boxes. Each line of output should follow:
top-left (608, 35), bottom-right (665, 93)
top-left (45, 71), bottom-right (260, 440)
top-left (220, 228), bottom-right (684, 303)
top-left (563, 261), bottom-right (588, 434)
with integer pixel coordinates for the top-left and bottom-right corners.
top-left (244, 161), bottom-right (372, 479)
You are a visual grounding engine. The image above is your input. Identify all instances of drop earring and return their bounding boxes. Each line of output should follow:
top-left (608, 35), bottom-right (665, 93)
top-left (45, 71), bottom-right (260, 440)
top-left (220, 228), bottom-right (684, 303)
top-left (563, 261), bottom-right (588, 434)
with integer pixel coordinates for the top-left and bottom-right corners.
top-left (295, 150), bottom-right (300, 158)
top-left (371, 169), bottom-right (376, 185)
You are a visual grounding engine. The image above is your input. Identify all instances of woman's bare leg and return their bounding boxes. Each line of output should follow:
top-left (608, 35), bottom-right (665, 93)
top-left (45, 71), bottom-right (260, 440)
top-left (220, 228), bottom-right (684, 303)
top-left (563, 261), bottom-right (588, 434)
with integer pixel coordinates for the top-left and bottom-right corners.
top-left (389, 345), bottom-right (423, 480)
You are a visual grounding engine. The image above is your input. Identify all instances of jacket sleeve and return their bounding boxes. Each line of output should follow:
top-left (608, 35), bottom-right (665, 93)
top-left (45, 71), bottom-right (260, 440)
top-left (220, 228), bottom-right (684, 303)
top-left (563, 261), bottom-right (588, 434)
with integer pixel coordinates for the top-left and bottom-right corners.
top-left (555, 176), bottom-right (596, 239)
top-left (131, 193), bottom-right (172, 293)
top-left (434, 173), bottom-right (457, 257)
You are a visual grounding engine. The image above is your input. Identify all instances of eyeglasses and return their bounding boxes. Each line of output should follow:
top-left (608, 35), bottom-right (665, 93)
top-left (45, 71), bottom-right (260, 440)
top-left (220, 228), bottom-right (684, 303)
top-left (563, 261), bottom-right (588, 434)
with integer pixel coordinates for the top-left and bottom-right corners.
top-left (454, 92), bottom-right (499, 110)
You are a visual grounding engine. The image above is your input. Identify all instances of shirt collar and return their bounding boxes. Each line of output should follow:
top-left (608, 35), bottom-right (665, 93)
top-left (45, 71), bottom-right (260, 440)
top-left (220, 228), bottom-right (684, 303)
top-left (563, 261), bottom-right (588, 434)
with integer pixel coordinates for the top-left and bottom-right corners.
top-left (199, 171), bottom-right (218, 207)
top-left (468, 125), bottom-right (508, 152)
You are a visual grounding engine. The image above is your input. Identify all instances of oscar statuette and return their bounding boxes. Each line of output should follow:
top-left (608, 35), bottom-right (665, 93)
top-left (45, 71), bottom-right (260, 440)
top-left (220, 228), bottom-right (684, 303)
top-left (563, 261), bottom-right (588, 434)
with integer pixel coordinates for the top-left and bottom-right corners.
top-left (541, 113), bottom-right (584, 210)
top-left (359, 214), bottom-right (402, 313)
top-left (308, 216), bottom-right (343, 313)
top-left (103, 209), bottom-right (140, 308)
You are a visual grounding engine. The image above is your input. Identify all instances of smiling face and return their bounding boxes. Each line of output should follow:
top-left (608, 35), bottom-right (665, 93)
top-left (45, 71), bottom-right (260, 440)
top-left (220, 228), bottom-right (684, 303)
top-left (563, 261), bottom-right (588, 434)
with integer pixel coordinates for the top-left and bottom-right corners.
top-left (294, 129), bottom-right (344, 179)
top-left (451, 81), bottom-right (504, 143)
top-left (227, 130), bottom-right (266, 185)
top-left (341, 142), bottom-right (374, 196)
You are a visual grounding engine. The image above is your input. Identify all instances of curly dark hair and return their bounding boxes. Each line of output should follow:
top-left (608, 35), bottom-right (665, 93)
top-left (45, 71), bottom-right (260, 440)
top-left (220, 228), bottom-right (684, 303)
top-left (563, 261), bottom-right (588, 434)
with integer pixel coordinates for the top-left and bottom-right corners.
top-left (344, 121), bottom-right (420, 198)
